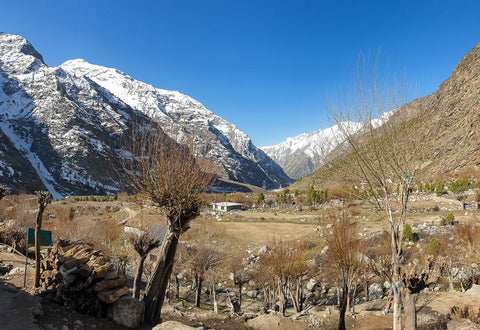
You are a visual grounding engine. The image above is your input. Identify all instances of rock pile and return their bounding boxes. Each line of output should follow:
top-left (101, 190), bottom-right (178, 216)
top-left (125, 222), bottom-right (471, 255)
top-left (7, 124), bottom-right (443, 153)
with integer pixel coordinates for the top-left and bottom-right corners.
top-left (40, 242), bottom-right (143, 328)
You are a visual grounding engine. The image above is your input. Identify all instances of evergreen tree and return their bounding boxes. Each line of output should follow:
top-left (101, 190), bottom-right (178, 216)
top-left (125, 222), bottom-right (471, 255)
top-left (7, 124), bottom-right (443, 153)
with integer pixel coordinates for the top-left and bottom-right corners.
top-left (256, 192), bottom-right (265, 205)
top-left (306, 185), bottom-right (316, 206)
top-left (403, 223), bottom-right (414, 242)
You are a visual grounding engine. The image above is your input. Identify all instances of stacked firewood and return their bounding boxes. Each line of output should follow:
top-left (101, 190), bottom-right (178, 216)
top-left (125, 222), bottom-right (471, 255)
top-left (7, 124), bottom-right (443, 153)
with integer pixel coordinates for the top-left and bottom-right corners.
top-left (40, 243), bottom-right (131, 316)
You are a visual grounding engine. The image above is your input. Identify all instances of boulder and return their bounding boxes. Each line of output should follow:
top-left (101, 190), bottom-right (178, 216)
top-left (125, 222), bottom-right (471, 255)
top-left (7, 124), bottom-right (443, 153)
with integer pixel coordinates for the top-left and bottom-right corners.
top-left (257, 245), bottom-right (268, 255)
top-left (368, 283), bottom-right (384, 300)
top-left (8, 267), bottom-right (24, 275)
top-left (306, 278), bottom-right (317, 292)
top-left (152, 321), bottom-right (193, 329)
top-left (108, 296), bottom-right (144, 328)
top-left (247, 290), bottom-right (257, 298)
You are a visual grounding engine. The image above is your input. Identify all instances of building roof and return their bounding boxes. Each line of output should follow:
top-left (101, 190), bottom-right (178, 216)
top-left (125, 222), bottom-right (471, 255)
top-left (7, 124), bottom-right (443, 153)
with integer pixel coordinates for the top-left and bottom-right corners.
top-left (212, 202), bottom-right (243, 206)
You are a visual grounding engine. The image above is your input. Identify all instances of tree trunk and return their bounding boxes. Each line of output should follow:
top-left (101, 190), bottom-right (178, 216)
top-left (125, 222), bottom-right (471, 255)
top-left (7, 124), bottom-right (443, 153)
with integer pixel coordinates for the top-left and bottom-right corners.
top-left (351, 285), bottom-right (357, 314)
top-left (212, 282), bottom-right (218, 313)
top-left (404, 290), bottom-right (417, 330)
top-left (34, 206), bottom-right (45, 288)
top-left (338, 283), bottom-right (347, 330)
top-left (238, 282), bottom-right (243, 309)
top-left (297, 281), bottom-right (303, 312)
top-left (278, 281), bottom-right (287, 316)
top-left (336, 283), bottom-right (340, 306)
top-left (133, 255), bottom-right (146, 299)
top-left (143, 233), bottom-right (179, 324)
top-left (175, 274), bottom-right (180, 299)
top-left (392, 264), bottom-right (402, 330)
top-left (192, 274), bottom-right (198, 290)
top-left (364, 270), bottom-right (369, 301)
top-left (195, 276), bottom-right (203, 307)
top-left (448, 272), bottom-right (454, 292)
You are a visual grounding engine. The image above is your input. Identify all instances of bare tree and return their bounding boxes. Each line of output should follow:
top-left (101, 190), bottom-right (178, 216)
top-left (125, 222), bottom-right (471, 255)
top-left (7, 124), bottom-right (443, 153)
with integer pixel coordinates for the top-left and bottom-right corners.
top-left (256, 241), bottom-right (312, 315)
top-left (34, 191), bottom-right (51, 288)
top-left (325, 214), bottom-right (363, 330)
top-left (129, 231), bottom-right (161, 299)
top-left (225, 249), bottom-right (253, 311)
top-left (183, 219), bottom-right (221, 308)
top-left (123, 122), bottom-right (213, 323)
top-left (327, 52), bottom-right (431, 330)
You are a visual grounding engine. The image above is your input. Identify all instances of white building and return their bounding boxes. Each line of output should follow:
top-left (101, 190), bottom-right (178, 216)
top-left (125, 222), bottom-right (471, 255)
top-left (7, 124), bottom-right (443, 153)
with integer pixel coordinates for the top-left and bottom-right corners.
top-left (212, 202), bottom-right (243, 212)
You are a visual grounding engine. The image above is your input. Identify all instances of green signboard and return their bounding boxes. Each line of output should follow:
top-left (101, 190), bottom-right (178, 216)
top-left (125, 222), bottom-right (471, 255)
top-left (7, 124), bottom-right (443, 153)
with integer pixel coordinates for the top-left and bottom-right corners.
top-left (27, 228), bottom-right (52, 246)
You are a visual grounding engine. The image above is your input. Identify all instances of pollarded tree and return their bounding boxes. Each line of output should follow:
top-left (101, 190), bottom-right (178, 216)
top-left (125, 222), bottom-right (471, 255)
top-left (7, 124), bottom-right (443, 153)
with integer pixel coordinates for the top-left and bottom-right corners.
top-left (327, 52), bottom-right (433, 330)
top-left (123, 122), bottom-right (213, 323)
top-left (225, 249), bottom-right (253, 311)
top-left (129, 229), bottom-right (162, 299)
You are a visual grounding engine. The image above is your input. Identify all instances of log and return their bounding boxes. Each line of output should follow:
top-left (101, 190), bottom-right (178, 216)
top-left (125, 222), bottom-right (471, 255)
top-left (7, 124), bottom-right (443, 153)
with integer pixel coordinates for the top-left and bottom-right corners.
top-left (87, 256), bottom-right (106, 268)
top-left (92, 263), bottom-right (113, 279)
top-left (93, 278), bottom-right (126, 292)
top-left (97, 286), bottom-right (130, 304)
top-left (104, 271), bottom-right (118, 281)
top-left (77, 264), bottom-right (93, 278)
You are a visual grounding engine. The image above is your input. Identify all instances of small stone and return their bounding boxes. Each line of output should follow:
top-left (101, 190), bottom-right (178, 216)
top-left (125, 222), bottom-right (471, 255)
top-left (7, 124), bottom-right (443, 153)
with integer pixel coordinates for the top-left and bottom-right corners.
top-left (61, 325), bottom-right (69, 330)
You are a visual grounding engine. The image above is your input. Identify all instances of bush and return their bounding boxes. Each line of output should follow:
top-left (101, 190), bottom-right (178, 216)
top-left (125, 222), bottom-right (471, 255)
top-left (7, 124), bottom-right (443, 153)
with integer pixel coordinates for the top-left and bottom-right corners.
top-left (448, 176), bottom-right (476, 193)
top-left (435, 180), bottom-right (445, 196)
top-left (428, 237), bottom-right (439, 255)
top-left (403, 223), bottom-right (414, 241)
top-left (446, 212), bottom-right (455, 225)
top-left (440, 218), bottom-right (447, 226)
top-left (67, 207), bottom-right (75, 221)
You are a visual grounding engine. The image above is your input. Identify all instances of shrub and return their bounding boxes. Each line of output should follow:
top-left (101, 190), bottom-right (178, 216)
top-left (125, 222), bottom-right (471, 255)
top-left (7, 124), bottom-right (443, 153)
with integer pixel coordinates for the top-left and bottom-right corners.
top-left (428, 237), bottom-right (439, 255)
top-left (67, 207), bottom-right (75, 221)
top-left (404, 223), bottom-right (414, 241)
top-left (435, 181), bottom-right (445, 196)
top-left (440, 218), bottom-right (447, 226)
top-left (256, 192), bottom-right (265, 205)
top-left (446, 212), bottom-right (455, 225)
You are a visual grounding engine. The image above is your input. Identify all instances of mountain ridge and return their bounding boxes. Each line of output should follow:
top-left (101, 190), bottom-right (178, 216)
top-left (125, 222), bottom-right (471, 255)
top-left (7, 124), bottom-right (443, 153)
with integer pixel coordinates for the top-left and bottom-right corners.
top-left (0, 32), bottom-right (292, 197)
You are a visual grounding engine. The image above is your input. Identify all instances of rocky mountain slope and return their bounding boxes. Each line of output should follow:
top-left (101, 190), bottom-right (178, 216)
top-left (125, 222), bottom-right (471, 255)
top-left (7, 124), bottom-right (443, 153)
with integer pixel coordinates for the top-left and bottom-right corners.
top-left (0, 32), bottom-right (291, 197)
top-left (294, 42), bottom-right (480, 188)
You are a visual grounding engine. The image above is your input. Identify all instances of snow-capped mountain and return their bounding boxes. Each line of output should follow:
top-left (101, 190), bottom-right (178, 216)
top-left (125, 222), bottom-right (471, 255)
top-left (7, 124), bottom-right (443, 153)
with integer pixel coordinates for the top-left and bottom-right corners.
top-left (260, 123), bottom-right (362, 179)
top-left (260, 110), bottom-right (394, 180)
top-left (0, 32), bottom-right (291, 197)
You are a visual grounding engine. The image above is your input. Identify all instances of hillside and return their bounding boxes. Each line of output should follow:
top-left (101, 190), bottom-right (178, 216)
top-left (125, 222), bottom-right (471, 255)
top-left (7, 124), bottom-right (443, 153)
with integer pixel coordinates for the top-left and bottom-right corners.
top-left (293, 42), bottom-right (480, 189)
top-left (0, 33), bottom-right (291, 197)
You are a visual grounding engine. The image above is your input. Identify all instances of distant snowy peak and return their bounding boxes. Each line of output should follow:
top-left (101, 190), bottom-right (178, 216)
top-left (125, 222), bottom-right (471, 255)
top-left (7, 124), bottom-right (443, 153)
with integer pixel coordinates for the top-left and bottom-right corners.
top-left (260, 122), bottom-right (361, 179)
top-left (261, 114), bottom-right (392, 180)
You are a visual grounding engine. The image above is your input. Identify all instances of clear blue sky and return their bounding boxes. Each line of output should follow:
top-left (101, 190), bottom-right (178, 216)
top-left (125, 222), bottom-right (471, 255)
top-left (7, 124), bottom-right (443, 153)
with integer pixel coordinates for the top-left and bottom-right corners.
top-left (2, 0), bottom-right (480, 146)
